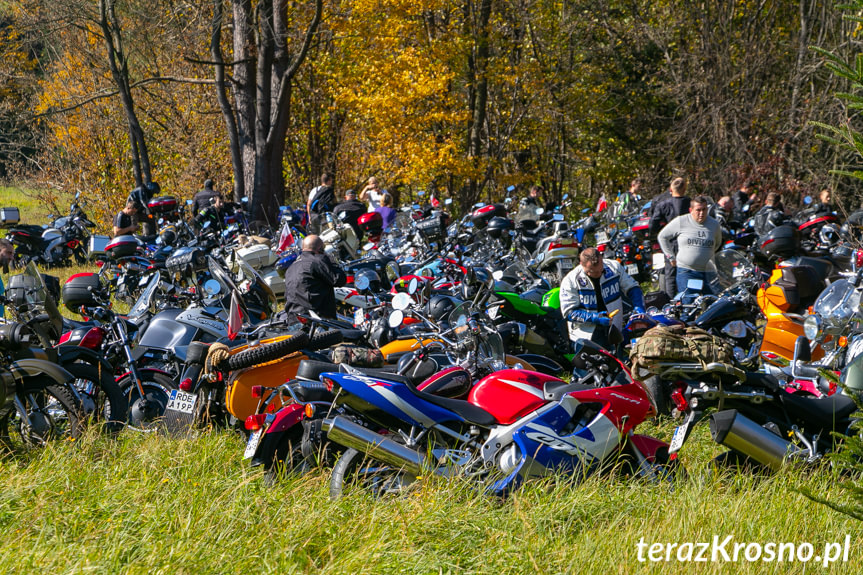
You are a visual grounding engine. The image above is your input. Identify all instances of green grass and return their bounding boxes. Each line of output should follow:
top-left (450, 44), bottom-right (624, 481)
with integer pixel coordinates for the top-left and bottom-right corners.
top-left (0, 420), bottom-right (858, 574)
top-left (0, 185), bottom-right (54, 223)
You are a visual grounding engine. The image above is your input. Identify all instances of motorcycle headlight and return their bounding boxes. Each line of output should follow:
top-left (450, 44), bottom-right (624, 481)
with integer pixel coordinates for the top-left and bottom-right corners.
top-left (721, 320), bottom-right (748, 340)
top-left (803, 315), bottom-right (821, 341)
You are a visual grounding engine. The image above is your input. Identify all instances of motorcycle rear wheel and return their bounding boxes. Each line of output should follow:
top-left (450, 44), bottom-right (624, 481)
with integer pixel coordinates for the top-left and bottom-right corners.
top-left (65, 362), bottom-right (128, 435)
top-left (330, 447), bottom-right (417, 499)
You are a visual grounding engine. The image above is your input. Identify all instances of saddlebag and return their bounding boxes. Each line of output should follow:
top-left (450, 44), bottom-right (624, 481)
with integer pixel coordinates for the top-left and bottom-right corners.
top-left (630, 324), bottom-right (734, 375)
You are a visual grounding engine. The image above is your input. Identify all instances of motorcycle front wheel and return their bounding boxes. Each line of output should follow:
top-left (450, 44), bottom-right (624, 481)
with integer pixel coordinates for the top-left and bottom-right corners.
top-left (329, 447), bottom-right (417, 499)
top-left (0, 377), bottom-right (84, 452)
top-left (117, 372), bottom-right (176, 432)
top-left (64, 362), bottom-right (128, 435)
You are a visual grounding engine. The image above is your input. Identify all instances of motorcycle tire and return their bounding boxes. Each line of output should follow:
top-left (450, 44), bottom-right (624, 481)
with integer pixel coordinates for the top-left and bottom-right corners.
top-left (641, 375), bottom-right (669, 416)
top-left (261, 426), bottom-right (307, 485)
top-left (118, 371), bottom-right (176, 432)
top-left (330, 446), bottom-right (417, 500)
top-left (307, 329), bottom-right (343, 351)
top-left (225, 332), bottom-right (310, 371)
top-left (64, 362), bottom-right (128, 435)
top-left (0, 376), bottom-right (84, 451)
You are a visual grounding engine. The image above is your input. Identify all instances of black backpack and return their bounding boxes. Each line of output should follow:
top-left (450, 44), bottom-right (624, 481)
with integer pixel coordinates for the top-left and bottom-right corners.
top-left (310, 185), bottom-right (335, 214)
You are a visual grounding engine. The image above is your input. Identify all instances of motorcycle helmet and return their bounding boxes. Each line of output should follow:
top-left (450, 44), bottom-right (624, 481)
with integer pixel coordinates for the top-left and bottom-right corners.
top-left (427, 294), bottom-right (458, 323)
top-left (759, 224), bottom-right (799, 261)
top-left (145, 181), bottom-right (161, 198)
top-left (354, 268), bottom-right (382, 293)
top-left (486, 216), bottom-right (514, 240)
top-left (158, 227), bottom-right (177, 247)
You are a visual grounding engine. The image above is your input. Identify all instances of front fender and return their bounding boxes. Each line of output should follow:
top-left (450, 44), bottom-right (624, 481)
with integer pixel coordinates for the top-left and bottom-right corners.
top-left (265, 403), bottom-right (305, 435)
top-left (56, 346), bottom-right (113, 375)
top-left (9, 358), bottom-right (74, 387)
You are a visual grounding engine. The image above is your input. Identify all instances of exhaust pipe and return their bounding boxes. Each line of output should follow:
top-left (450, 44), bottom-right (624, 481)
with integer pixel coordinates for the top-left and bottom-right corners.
top-left (709, 409), bottom-right (801, 471)
top-left (323, 416), bottom-right (426, 476)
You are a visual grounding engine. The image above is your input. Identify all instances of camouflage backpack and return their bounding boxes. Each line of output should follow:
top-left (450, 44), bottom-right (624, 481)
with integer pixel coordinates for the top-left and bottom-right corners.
top-left (629, 323), bottom-right (734, 375)
top-left (331, 344), bottom-right (384, 368)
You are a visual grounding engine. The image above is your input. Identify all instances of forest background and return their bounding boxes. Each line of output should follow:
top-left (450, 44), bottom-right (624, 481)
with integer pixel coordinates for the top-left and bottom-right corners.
top-left (2, 0), bottom-right (863, 224)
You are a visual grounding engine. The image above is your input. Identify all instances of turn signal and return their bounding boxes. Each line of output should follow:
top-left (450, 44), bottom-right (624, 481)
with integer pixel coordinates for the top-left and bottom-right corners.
top-left (179, 378), bottom-right (194, 392)
top-left (839, 336), bottom-right (848, 348)
top-left (245, 413), bottom-right (267, 431)
top-left (304, 404), bottom-right (316, 418)
top-left (670, 387), bottom-right (689, 412)
top-left (251, 385), bottom-right (265, 398)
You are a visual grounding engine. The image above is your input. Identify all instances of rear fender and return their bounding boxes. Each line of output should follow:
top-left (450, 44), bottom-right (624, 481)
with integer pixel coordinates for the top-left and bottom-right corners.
top-left (629, 434), bottom-right (669, 462)
top-left (265, 403), bottom-right (305, 434)
top-left (114, 367), bottom-right (172, 382)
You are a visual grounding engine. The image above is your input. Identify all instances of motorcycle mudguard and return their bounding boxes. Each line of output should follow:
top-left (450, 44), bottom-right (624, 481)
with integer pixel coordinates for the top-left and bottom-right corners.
top-left (628, 434), bottom-right (670, 462)
top-left (10, 358), bottom-right (74, 386)
top-left (513, 354), bottom-right (564, 376)
top-left (55, 346), bottom-right (113, 376)
top-left (265, 403), bottom-right (305, 434)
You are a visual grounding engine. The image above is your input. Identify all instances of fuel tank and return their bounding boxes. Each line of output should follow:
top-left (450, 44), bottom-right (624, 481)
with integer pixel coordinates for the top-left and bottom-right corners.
top-left (468, 369), bottom-right (563, 424)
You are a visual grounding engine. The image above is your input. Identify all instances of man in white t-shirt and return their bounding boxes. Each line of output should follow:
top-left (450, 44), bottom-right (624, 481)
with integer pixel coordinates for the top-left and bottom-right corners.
top-left (359, 176), bottom-right (384, 212)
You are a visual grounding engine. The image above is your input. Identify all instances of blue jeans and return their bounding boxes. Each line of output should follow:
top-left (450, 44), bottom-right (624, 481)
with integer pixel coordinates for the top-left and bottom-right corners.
top-left (676, 268), bottom-right (718, 304)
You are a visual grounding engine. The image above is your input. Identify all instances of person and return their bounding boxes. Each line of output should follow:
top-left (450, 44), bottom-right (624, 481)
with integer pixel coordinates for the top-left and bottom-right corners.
top-left (194, 194), bottom-right (225, 232)
top-left (753, 192), bottom-right (787, 237)
top-left (112, 200), bottom-right (138, 237)
top-left (359, 176), bottom-right (384, 212)
top-left (560, 247), bottom-right (645, 350)
top-left (283, 235), bottom-right (347, 319)
top-left (375, 193), bottom-right (397, 230)
top-left (613, 179), bottom-right (641, 218)
top-left (0, 239), bottom-right (14, 316)
top-left (306, 173), bottom-right (335, 234)
top-left (649, 177), bottom-right (690, 299)
top-left (657, 196), bottom-right (722, 304)
top-left (517, 185), bottom-right (545, 222)
top-left (193, 179), bottom-right (220, 213)
top-left (333, 190), bottom-right (367, 239)
top-left (712, 195), bottom-right (737, 228)
top-left (813, 188), bottom-right (835, 216)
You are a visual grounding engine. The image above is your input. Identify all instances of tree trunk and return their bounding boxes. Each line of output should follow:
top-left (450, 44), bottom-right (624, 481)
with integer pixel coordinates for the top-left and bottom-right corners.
top-left (211, 0), bottom-right (244, 201)
top-left (98, 0), bottom-right (151, 187)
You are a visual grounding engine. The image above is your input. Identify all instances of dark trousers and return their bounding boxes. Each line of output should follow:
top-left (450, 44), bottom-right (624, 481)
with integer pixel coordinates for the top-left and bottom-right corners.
top-left (663, 261), bottom-right (677, 300)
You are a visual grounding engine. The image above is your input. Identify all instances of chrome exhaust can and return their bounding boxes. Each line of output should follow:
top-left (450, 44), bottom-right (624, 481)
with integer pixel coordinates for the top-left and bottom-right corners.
top-left (323, 416), bottom-right (426, 476)
top-left (709, 409), bottom-right (801, 471)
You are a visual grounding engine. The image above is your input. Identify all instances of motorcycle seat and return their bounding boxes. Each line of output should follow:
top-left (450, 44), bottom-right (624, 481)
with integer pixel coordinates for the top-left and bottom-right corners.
top-left (296, 359), bottom-right (407, 384)
top-left (743, 372), bottom-right (782, 391)
top-left (780, 392), bottom-right (857, 434)
top-left (288, 380), bottom-right (334, 403)
top-left (786, 257), bottom-right (833, 282)
top-left (403, 384), bottom-right (497, 427)
top-left (12, 224), bottom-right (46, 237)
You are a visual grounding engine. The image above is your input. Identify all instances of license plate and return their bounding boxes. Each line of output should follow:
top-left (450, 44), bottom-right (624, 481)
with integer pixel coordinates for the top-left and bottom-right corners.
top-left (166, 390), bottom-right (197, 414)
top-left (669, 425), bottom-right (686, 453)
top-left (652, 253), bottom-right (665, 270)
top-left (626, 264), bottom-right (639, 276)
top-left (354, 308), bottom-right (365, 327)
top-left (243, 429), bottom-right (263, 459)
top-left (559, 259), bottom-right (574, 270)
top-left (595, 232), bottom-right (609, 244)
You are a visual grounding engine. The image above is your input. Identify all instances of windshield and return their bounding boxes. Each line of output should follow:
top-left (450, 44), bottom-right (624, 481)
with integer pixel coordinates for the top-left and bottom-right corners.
top-left (447, 302), bottom-right (505, 365)
top-left (715, 249), bottom-right (754, 289)
top-left (128, 273), bottom-right (160, 320)
top-left (23, 263), bottom-right (63, 336)
top-left (813, 279), bottom-right (860, 321)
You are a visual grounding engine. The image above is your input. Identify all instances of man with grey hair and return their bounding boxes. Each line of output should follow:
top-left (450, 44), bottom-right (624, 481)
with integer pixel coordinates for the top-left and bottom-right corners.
top-left (283, 235), bottom-right (346, 319)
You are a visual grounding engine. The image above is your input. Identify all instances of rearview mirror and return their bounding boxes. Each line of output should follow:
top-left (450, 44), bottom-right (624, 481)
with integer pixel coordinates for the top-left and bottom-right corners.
top-left (186, 199), bottom-right (194, 206)
top-left (553, 214), bottom-right (564, 221)
top-left (407, 277), bottom-right (419, 295)
top-left (203, 279), bottom-right (221, 296)
top-left (392, 292), bottom-right (412, 311)
top-left (417, 190), bottom-right (425, 197)
top-left (445, 198), bottom-right (453, 205)
top-left (803, 195), bottom-right (813, 206)
top-left (562, 193), bottom-right (569, 201)
top-left (492, 270), bottom-right (504, 281)
top-left (388, 310), bottom-right (404, 328)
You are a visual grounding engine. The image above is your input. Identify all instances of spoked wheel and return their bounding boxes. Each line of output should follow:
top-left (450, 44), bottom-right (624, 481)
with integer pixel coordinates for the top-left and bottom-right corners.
top-left (118, 372), bottom-right (176, 432)
top-left (330, 447), bottom-right (417, 499)
top-left (0, 377), bottom-right (84, 452)
top-left (64, 362), bottom-right (128, 435)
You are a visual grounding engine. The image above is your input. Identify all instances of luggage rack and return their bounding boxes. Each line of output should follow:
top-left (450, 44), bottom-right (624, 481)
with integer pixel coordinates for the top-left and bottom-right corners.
top-left (646, 361), bottom-right (746, 383)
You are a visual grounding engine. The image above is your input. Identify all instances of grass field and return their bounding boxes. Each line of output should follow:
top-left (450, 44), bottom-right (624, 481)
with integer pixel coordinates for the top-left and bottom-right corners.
top-left (0, 419), bottom-right (859, 574)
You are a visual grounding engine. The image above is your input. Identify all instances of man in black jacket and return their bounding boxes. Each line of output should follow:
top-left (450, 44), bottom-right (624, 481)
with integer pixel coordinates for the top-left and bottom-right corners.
top-left (649, 177), bottom-right (690, 299)
top-left (753, 192), bottom-right (787, 237)
top-left (333, 190), bottom-right (367, 240)
top-left (193, 179), bottom-right (220, 213)
top-left (283, 235), bottom-right (347, 319)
